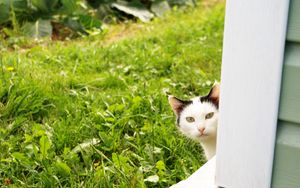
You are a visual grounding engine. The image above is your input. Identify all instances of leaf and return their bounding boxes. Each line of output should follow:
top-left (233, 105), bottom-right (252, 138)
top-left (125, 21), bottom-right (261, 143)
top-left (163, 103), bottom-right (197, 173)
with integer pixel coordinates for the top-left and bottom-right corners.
top-left (0, 0), bottom-right (28, 24)
top-left (0, 0), bottom-right (10, 24)
top-left (64, 17), bottom-right (88, 35)
top-left (151, 1), bottom-right (170, 17)
top-left (32, 124), bottom-right (46, 137)
top-left (112, 153), bottom-right (128, 166)
top-left (111, 153), bottom-right (134, 174)
top-left (31, 0), bottom-right (59, 12)
top-left (54, 162), bottom-right (71, 177)
top-left (131, 96), bottom-right (142, 109)
top-left (156, 160), bottom-right (166, 176)
top-left (25, 144), bottom-right (39, 157)
top-left (155, 160), bottom-right (166, 171)
top-left (61, 0), bottom-right (77, 14)
top-left (22, 19), bottom-right (52, 39)
top-left (144, 174), bottom-right (159, 183)
top-left (12, 0), bottom-right (28, 10)
top-left (153, 146), bottom-right (162, 154)
top-left (11, 152), bottom-right (33, 167)
top-left (11, 152), bottom-right (27, 162)
top-left (39, 135), bottom-right (51, 159)
top-left (71, 138), bottom-right (100, 153)
top-left (78, 14), bottom-right (102, 30)
top-left (31, 0), bottom-right (48, 12)
top-left (98, 132), bottom-right (114, 151)
top-left (111, 1), bottom-right (154, 22)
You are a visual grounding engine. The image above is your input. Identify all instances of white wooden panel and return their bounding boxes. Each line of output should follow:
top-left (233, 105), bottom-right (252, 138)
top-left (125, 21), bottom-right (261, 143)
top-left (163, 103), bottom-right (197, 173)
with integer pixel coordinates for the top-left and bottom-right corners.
top-left (170, 156), bottom-right (217, 188)
top-left (216, 0), bottom-right (290, 188)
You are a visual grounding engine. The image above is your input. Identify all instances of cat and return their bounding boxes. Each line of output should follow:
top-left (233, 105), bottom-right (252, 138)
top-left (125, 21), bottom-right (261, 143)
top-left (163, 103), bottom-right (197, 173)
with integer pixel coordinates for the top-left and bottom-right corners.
top-left (168, 84), bottom-right (220, 160)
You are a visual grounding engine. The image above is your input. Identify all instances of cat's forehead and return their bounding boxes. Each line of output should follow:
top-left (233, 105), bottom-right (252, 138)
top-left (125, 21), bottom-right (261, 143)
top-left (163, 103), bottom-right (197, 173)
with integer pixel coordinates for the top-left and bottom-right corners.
top-left (191, 97), bottom-right (201, 103)
top-left (183, 97), bottom-right (216, 114)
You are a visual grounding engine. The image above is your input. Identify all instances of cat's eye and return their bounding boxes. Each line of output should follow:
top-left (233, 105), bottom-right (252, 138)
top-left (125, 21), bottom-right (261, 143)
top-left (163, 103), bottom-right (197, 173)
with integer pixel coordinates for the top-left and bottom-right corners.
top-left (205, 112), bottom-right (214, 119)
top-left (186, 117), bottom-right (195, 122)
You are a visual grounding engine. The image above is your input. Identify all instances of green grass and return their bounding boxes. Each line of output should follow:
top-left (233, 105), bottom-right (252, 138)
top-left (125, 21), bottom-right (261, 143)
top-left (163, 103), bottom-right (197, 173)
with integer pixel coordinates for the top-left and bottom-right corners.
top-left (0, 1), bottom-right (224, 187)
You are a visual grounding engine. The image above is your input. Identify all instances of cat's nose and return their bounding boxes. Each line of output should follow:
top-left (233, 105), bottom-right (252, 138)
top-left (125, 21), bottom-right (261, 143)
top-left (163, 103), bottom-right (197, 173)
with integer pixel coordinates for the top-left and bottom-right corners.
top-left (198, 127), bottom-right (205, 134)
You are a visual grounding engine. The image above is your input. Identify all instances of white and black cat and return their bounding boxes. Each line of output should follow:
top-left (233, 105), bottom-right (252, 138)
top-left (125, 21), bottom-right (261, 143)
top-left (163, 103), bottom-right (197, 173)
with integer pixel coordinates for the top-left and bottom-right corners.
top-left (168, 84), bottom-right (220, 160)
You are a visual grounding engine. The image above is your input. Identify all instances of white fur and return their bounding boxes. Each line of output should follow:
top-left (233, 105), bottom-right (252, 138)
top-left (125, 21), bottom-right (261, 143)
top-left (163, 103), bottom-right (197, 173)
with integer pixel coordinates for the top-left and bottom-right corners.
top-left (178, 97), bottom-right (218, 160)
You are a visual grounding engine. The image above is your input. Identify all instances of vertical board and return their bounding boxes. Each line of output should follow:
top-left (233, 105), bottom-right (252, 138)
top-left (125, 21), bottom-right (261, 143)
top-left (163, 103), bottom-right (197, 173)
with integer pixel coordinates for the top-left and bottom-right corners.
top-left (216, 0), bottom-right (290, 188)
top-left (272, 121), bottom-right (300, 188)
top-left (278, 43), bottom-right (300, 124)
top-left (286, 0), bottom-right (300, 42)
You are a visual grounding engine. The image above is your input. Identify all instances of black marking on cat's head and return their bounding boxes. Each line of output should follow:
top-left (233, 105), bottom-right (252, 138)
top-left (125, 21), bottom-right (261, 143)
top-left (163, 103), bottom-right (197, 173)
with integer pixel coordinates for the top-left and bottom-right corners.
top-left (200, 84), bottom-right (220, 109)
top-left (168, 96), bottom-right (192, 126)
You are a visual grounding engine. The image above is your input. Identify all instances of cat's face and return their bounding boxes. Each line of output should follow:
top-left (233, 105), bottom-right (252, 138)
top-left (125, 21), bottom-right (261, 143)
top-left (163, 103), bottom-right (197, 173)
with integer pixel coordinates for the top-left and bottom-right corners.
top-left (168, 84), bottom-right (220, 142)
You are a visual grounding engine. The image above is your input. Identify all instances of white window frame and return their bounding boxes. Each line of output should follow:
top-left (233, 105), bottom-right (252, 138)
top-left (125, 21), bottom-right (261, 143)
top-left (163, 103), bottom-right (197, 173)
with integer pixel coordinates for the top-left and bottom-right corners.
top-left (216, 0), bottom-right (290, 188)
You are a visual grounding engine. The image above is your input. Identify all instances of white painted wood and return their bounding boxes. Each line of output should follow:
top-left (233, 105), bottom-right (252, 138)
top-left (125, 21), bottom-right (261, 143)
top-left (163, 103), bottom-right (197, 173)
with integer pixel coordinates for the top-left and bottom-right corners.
top-left (216, 0), bottom-right (290, 188)
top-left (170, 156), bottom-right (217, 188)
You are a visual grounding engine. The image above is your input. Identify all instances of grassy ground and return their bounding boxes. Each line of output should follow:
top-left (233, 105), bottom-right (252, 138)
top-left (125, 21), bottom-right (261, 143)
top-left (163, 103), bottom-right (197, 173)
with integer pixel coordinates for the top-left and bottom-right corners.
top-left (0, 1), bottom-right (224, 187)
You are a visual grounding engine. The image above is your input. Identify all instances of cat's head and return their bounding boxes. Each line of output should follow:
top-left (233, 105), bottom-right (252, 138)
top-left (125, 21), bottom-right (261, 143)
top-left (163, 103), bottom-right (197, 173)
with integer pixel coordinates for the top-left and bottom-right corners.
top-left (168, 84), bottom-right (220, 142)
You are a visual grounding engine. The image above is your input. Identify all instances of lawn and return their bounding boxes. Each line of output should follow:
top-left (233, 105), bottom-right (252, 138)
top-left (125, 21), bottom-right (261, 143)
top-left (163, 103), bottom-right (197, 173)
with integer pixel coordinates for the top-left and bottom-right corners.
top-left (0, 1), bottom-right (224, 187)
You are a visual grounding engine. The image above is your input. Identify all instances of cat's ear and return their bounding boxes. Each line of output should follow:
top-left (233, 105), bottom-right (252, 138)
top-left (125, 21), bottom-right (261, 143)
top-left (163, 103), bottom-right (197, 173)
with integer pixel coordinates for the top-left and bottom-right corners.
top-left (168, 96), bottom-right (190, 117)
top-left (207, 84), bottom-right (220, 107)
